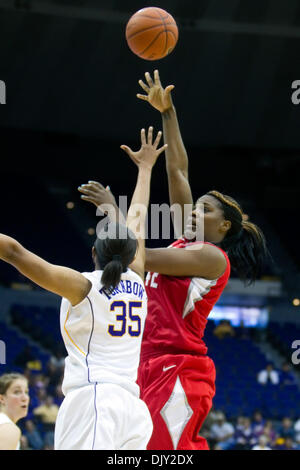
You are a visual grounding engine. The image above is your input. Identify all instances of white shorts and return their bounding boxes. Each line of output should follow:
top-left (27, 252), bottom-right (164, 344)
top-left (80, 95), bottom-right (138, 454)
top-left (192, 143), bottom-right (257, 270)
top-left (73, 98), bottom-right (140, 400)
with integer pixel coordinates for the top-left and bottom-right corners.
top-left (54, 382), bottom-right (153, 450)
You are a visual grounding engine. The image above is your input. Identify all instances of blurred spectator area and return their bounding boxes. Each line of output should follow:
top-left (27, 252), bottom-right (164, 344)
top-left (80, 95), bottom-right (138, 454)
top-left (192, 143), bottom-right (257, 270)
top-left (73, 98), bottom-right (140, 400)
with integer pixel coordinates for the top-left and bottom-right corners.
top-left (0, 176), bottom-right (91, 287)
top-left (204, 321), bottom-right (300, 421)
top-left (10, 304), bottom-right (63, 354)
top-left (5, 303), bottom-right (300, 422)
top-left (267, 321), bottom-right (300, 363)
top-left (0, 320), bottom-right (50, 372)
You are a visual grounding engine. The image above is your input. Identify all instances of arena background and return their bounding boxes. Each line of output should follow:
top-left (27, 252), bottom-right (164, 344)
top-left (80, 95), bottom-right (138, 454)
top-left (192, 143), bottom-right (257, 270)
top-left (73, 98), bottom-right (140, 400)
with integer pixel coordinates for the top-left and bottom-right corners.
top-left (0, 0), bottom-right (300, 451)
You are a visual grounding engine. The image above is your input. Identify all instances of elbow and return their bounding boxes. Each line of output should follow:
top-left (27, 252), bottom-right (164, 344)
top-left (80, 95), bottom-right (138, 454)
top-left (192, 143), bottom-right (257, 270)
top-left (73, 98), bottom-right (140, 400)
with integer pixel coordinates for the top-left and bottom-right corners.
top-left (6, 241), bottom-right (21, 264)
top-left (166, 165), bottom-right (188, 180)
top-left (0, 235), bottom-right (21, 264)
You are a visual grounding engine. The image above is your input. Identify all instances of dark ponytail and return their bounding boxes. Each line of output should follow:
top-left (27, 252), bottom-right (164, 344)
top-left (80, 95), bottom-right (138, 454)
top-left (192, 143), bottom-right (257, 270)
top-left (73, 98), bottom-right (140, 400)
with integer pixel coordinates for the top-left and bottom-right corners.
top-left (207, 190), bottom-right (270, 285)
top-left (101, 255), bottom-right (124, 294)
top-left (94, 222), bottom-right (137, 294)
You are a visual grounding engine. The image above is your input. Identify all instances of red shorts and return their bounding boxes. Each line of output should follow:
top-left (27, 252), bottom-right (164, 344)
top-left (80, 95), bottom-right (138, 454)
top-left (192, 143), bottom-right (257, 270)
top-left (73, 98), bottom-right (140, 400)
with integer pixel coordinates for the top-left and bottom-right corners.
top-left (137, 354), bottom-right (216, 451)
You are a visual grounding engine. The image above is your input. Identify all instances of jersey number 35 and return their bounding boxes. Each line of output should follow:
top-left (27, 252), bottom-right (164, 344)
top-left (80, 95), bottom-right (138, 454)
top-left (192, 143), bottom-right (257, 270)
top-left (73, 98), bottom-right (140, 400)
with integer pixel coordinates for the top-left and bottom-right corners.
top-left (108, 300), bottom-right (142, 337)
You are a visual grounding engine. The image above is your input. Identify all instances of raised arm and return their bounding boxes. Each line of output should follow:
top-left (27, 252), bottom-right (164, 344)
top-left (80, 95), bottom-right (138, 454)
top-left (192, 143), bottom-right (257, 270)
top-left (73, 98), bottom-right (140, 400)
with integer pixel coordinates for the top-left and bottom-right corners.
top-left (137, 70), bottom-right (193, 236)
top-left (121, 127), bottom-right (167, 280)
top-left (0, 235), bottom-right (91, 306)
top-left (78, 127), bottom-right (167, 281)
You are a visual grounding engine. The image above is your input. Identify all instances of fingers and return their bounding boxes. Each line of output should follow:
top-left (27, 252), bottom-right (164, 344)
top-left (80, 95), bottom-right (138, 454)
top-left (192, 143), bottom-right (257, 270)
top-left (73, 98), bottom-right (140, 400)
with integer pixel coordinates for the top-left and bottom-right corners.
top-left (145, 71), bottom-right (154, 88)
top-left (166, 84), bottom-right (175, 94)
top-left (78, 182), bottom-right (112, 208)
top-left (120, 144), bottom-right (132, 155)
top-left (79, 195), bottom-right (97, 204)
top-left (138, 71), bottom-right (173, 97)
top-left (157, 143), bottom-right (168, 156)
top-left (140, 128), bottom-right (146, 146)
top-left (78, 187), bottom-right (97, 198)
top-left (78, 182), bottom-right (106, 200)
top-left (78, 183), bottom-right (101, 192)
top-left (136, 93), bottom-right (148, 101)
top-left (154, 69), bottom-right (161, 86)
top-left (138, 79), bottom-right (149, 93)
top-left (78, 181), bottom-right (103, 191)
top-left (147, 126), bottom-right (153, 145)
top-left (120, 145), bottom-right (139, 166)
top-left (153, 130), bottom-right (162, 148)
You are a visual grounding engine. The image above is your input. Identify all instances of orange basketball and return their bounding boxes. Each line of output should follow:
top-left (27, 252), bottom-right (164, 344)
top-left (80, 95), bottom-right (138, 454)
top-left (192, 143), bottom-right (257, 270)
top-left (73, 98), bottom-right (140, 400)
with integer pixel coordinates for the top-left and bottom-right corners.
top-left (125, 7), bottom-right (178, 61)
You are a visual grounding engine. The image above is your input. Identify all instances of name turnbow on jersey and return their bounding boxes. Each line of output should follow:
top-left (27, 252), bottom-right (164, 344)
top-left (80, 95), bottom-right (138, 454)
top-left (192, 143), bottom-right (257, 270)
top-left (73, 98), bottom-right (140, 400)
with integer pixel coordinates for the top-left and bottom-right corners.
top-left (60, 269), bottom-right (147, 397)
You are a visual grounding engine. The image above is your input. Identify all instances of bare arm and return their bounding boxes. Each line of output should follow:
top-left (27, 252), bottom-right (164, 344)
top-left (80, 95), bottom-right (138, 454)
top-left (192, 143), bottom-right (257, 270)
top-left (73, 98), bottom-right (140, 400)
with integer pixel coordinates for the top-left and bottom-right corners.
top-left (0, 235), bottom-right (91, 306)
top-left (125, 167), bottom-right (151, 280)
top-left (137, 70), bottom-right (193, 235)
top-left (145, 243), bottom-right (227, 279)
top-left (122, 127), bottom-right (167, 280)
top-left (78, 128), bottom-right (167, 281)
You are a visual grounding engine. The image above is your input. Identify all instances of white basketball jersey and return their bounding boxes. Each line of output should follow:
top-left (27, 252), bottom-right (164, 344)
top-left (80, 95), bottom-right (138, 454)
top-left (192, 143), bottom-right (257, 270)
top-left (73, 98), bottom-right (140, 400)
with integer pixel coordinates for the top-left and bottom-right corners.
top-left (0, 412), bottom-right (20, 450)
top-left (60, 269), bottom-right (147, 397)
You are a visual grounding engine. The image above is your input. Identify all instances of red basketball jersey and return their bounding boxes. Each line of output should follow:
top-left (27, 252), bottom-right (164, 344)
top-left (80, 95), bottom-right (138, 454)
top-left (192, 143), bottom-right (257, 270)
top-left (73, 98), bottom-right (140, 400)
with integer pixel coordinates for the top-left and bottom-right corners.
top-left (141, 239), bottom-right (231, 362)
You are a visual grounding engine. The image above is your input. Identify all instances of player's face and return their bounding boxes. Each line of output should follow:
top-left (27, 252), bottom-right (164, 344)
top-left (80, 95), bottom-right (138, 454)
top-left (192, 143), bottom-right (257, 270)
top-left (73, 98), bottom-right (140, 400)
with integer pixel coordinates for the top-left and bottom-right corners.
top-left (0, 379), bottom-right (29, 423)
top-left (184, 195), bottom-right (231, 243)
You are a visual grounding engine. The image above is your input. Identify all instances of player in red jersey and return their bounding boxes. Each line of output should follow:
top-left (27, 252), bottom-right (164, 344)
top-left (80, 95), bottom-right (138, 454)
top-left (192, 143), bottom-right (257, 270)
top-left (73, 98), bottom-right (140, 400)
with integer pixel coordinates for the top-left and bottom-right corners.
top-left (78, 72), bottom-right (269, 450)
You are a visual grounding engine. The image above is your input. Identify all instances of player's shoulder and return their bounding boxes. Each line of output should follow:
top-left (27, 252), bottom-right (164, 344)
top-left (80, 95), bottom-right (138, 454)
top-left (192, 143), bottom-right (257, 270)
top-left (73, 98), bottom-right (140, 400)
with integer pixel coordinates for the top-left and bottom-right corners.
top-left (122, 267), bottom-right (143, 282)
top-left (185, 241), bottom-right (227, 264)
top-left (59, 271), bottom-right (98, 310)
top-left (81, 269), bottom-right (143, 286)
top-left (81, 270), bottom-right (101, 285)
top-left (0, 412), bottom-right (11, 425)
top-left (79, 271), bottom-right (102, 297)
top-left (183, 240), bottom-right (224, 252)
top-left (0, 421), bottom-right (20, 449)
top-left (174, 238), bottom-right (227, 255)
top-left (183, 242), bottom-right (229, 280)
top-left (0, 421), bottom-right (20, 434)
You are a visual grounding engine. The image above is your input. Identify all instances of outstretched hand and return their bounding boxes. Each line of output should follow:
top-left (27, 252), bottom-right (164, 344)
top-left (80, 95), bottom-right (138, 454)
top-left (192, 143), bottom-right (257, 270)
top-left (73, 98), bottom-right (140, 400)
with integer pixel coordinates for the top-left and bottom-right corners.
top-left (120, 126), bottom-right (167, 170)
top-left (137, 70), bottom-right (174, 113)
top-left (78, 181), bottom-right (117, 209)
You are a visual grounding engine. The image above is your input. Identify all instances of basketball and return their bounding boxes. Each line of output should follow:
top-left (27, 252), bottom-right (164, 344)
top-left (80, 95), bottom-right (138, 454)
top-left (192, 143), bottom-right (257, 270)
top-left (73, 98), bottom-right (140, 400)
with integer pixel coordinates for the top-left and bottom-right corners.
top-left (125, 7), bottom-right (178, 61)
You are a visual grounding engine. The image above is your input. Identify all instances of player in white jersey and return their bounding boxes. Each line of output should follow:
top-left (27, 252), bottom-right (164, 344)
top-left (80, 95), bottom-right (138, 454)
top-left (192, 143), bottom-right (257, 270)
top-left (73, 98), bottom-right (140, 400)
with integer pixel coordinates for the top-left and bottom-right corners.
top-left (0, 373), bottom-right (30, 450)
top-left (0, 127), bottom-right (167, 450)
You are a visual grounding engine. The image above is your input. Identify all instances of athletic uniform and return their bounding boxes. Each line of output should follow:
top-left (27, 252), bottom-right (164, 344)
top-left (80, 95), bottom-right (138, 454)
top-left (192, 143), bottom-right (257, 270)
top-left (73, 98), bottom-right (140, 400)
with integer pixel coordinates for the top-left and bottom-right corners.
top-left (54, 269), bottom-right (153, 450)
top-left (137, 239), bottom-right (230, 450)
top-left (0, 412), bottom-right (20, 450)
